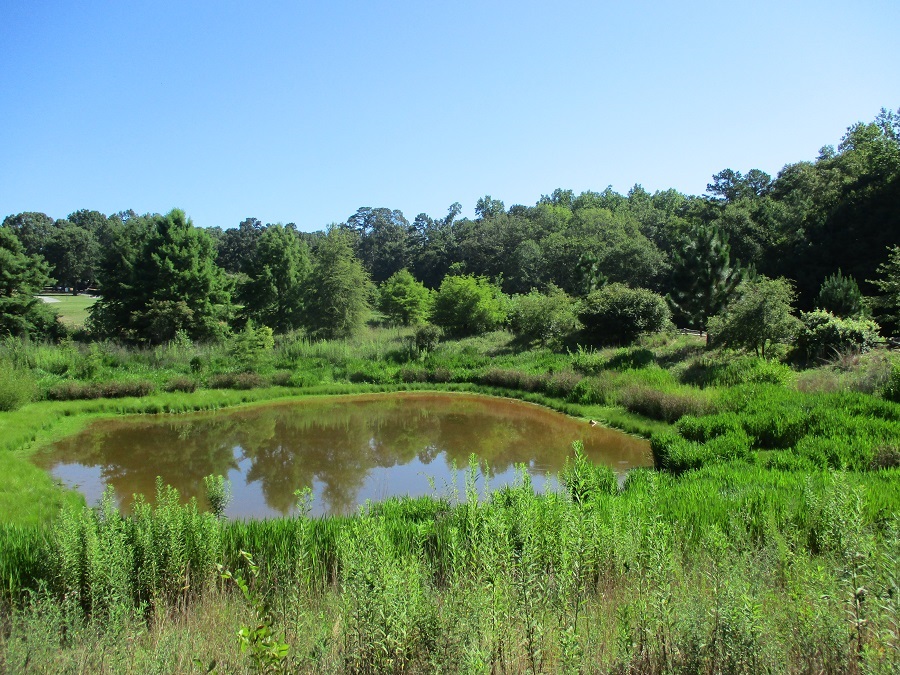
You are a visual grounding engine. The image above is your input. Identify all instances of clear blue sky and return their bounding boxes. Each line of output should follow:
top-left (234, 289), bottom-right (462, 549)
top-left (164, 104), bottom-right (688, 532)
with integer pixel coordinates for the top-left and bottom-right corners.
top-left (2, 0), bottom-right (897, 231)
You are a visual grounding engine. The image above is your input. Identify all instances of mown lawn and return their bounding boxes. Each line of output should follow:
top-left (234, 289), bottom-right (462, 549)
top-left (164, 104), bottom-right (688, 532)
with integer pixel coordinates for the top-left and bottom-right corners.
top-left (37, 293), bottom-right (97, 327)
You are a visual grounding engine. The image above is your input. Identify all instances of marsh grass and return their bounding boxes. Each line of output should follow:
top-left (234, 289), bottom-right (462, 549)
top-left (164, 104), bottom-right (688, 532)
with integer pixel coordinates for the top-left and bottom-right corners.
top-left (2, 464), bottom-right (899, 672)
top-left (2, 328), bottom-right (900, 670)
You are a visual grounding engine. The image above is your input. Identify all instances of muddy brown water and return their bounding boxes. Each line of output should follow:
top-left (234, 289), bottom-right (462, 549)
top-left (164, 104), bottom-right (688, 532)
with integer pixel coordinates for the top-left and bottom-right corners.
top-left (35, 392), bottom-right (652, 518)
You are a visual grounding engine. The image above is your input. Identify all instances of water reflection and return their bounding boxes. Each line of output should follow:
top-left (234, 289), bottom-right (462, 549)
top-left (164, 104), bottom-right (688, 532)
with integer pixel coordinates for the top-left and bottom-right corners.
top-left (35, 393), bottom-right (652, 518)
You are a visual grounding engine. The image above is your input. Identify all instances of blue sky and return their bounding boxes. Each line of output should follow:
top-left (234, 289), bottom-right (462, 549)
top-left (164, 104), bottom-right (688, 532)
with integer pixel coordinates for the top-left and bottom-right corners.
top-left (1, 0), bottom-right (897, 231)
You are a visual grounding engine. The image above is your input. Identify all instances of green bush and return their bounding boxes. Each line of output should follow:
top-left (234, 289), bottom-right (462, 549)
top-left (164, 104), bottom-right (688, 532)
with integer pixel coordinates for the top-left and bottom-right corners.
top-left (0, 361), bottom-right (36, 410)
top-left (882, 364), bottom-right (900, 402)
top-left (431, 274), bottom-right (507, 337)
top-left (676, 412), bottom-right (745, 442)
top-left (164, 376), bottom-right (198, 393)
top-left (578, 283), bottom-right (670, 346)
top-left (794, 310), bottom-right (880, 363)
top-left (46, 379), bottom-right (155, 400)
top-left (508, 285), bottom-right (579, 346)
top-left (208, 372), bottom-right (265, 390)
top-left (567, 374), bottom-right (615, 405)
top-left (707, 276), bottom-right (800, 358)
top-left (378, 269), bottom-right (432, 326)
top-left (412, 323), bottom-right (442, 352)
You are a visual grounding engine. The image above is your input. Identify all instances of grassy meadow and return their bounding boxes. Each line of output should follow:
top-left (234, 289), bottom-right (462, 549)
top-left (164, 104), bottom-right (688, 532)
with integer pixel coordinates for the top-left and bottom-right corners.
top-left (1, 327), bottom-right (900, 672)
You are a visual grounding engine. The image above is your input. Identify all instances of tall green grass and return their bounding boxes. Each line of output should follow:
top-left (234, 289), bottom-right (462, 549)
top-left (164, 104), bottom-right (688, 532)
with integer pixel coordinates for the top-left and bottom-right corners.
top-left (2, 463), bottom-right (899, 672)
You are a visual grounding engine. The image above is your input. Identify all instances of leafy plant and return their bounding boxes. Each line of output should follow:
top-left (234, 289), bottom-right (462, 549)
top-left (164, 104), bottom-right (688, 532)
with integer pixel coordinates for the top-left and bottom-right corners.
top-left (218, 550), bottom-right (290, 672)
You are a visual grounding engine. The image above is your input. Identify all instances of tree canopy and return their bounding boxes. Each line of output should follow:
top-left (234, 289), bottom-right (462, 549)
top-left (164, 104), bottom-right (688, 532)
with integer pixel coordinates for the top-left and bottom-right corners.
top-left (89, 209), bottom-right (233, 343)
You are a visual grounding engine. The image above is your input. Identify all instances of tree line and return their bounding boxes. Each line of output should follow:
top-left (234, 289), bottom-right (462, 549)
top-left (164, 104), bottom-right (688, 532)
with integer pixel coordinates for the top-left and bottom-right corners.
top-left (2, 108), bottom-right (899, 350)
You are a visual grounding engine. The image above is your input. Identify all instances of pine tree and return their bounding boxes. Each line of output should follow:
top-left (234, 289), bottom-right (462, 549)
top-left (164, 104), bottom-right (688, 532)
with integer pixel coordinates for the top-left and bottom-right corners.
top-left (0, 225), bottom-right (60, 338)
top-left (667, 223), bottom-right (745, 331)
top-left (89, 210), bottom-right (233, 343)
top-left (815, 269), bottom-right (865, 318)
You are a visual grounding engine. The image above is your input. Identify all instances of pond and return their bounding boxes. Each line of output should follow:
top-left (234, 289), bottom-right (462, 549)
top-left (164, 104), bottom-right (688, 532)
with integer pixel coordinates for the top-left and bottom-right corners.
top-left (35, 392), bottom-right (652, 518)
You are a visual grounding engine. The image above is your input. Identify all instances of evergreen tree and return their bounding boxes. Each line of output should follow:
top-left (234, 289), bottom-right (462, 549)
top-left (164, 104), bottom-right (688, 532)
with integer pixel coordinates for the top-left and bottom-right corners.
top-left (815, 269), bottom-right (865, 318)
top-left (869, 245), bottom-right (900, 334)
top-left (0, 225), bottom-right (61, 338)
top-left (239, 224), bottom-right (311, 333)
top-left (89, 209), bottom-right (233, 343)
top-left (304, 229), bottom-right (373, 339)
top-left (667, 223), bottom-right (745, 331)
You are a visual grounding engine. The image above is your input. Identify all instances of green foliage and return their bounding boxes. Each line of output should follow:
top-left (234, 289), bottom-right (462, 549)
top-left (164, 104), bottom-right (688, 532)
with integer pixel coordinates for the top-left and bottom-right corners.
top-left (618, 385), bottom-right (710, 423)
top-left (681, 354), bottom-right (794, 387)
top-left (870, 245), bottom-right (900, 333)
top-left (431, 273), bottom-right (507, 337)
top-left (578, 283), bottom-right (670, 346)
top-left (0, 360), bottom-right (37, 411)
top-left (508, 284), bottom-right (579, 346)
top-left (795, 310), bottom-right (881, 362)
top-left (89, 210), bottom-right (233, 344)
top-left (304, 229), bottom-right (373, 340)
top-left (560, 441), bottom-right (617, 503)
top-left (43, 221), bottom-right (100, 292)
top-left (218, 550), bottom-right (290, 671)
top-left (412, 323), bottom-right (442, 352)
top-left (239, 223), bottom-right (311, 333)
top-left (882, 364), bottom-right (900, 403)
top-left (203, 475), bottom-right (232, 519)
top-left (227, 322), bottom-right (275, 371)
top-left (650, 429), bottom-right (753, 473)
top-left (667, 223), bottom-right (744, 330)
top-left (378, 269), bottom-right (432, 326)
top-left (707, 276), bottom-right (801, 357)
top-left (0, 225), bottom-right (62, 340)
top-left (816, 269), bottom-right (865, 318)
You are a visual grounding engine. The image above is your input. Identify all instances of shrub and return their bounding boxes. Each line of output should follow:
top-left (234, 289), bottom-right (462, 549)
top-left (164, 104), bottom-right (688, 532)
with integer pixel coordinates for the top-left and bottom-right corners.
top-left (0, 361), bottom-right (36, 410)
top-left (480, 368), bottom-right (545, 392)
top-left (618, 385), bottom-right (709, 422)
top-left (227, 322), bottom-right (275, 370)
top-left (568, 374), bottom-right (615, 405)
top-left (676, 413), bottom-right (745, 442)
top-left (164, 376), bottom-right (198, 393)
top-left (682, 354), bottom-right (793, 388)
top-left (794, 310), bottom-right (880, 363)
top-left (431, 274), bottom-right (507, 337)
top-left (508, 285), bottom-right (579, 346)
top-left (412, 324), bottom-right (442, 353)
top-left (570, 346), bottom-right (606, 375)
top-left (269, 370), bottom-right (293, 387)
top-left (208, 372), bottom-right (265, 390)
top-left (544, 370), bottom-right (583, 398)
top-left (95, 380), bottom-right (155, 398)
top-left (578, 283), bottom-right (670, 346)
top-left (882, 364), bottom-right (900, 403)
top-left (47, 379), bottom-right (155, 400)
